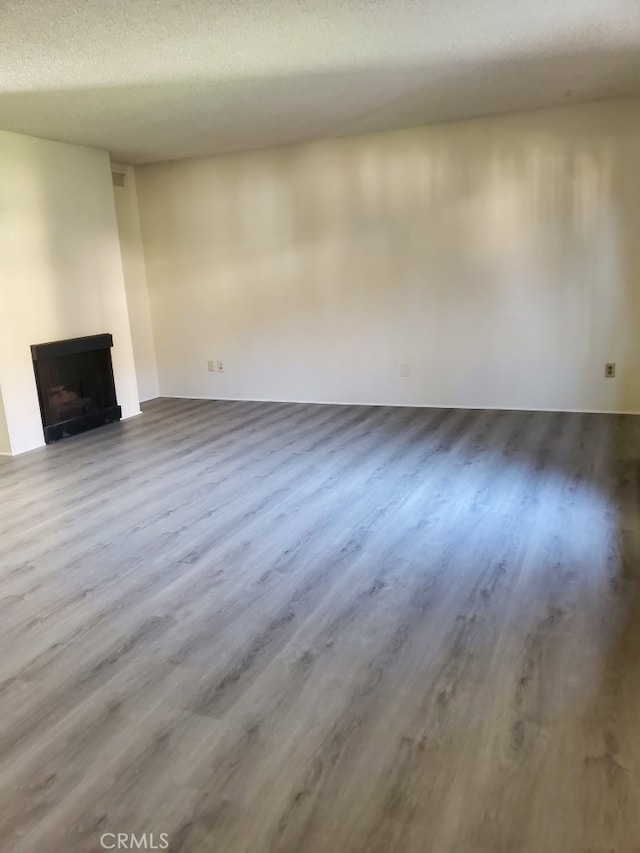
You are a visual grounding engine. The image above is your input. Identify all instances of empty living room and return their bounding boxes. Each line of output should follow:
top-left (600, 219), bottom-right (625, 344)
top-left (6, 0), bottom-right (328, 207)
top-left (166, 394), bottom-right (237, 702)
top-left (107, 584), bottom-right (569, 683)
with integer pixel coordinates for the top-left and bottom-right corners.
top-left (3, 2), bottom-right (640, 851)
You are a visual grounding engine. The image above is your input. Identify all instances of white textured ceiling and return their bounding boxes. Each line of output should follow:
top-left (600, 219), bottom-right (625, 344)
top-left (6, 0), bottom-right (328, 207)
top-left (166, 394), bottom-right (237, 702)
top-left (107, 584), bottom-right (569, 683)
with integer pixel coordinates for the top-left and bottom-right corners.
top-left (1, 1), bottom-right (640, 164)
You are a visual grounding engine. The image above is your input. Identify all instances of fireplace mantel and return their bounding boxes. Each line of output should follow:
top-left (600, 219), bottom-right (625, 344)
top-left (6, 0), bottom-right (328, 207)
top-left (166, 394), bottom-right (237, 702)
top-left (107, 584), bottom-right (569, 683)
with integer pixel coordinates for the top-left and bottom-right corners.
top-left (31, 334), bottom-right (122, 443)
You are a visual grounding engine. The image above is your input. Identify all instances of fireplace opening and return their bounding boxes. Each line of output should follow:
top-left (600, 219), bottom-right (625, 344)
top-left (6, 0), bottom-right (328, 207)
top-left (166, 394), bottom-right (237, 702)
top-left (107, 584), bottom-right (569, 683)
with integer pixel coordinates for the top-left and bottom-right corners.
top-left (31, 334), bottom-right (122, 443)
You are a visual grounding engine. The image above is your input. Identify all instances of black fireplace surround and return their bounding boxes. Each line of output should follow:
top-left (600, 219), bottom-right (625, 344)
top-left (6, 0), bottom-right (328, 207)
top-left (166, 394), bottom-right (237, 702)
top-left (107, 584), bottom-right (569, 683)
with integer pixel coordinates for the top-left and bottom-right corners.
top-left (31, 334), bottom-right (122, 443)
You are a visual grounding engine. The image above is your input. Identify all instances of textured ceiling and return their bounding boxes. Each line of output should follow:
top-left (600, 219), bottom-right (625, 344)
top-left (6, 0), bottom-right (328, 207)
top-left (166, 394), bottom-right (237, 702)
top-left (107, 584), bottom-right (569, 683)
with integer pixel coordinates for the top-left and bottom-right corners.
top-left (1, 1), bottom-right (640, 164)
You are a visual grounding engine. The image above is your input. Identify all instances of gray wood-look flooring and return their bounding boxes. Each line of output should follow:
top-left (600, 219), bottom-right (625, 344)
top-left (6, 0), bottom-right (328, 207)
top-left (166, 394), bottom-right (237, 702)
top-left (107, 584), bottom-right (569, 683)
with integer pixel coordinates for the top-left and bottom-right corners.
top-left (1, 397), bottom-right (640, 853)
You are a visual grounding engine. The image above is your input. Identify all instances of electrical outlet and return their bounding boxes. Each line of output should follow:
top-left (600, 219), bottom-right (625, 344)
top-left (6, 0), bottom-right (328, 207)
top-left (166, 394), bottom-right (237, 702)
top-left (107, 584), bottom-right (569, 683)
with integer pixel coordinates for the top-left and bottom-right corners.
top-left (217, 360), bottom-right (224, 373)
top-left (207, 360), bottom-right (215, 372)
top-left (605, 363), bottom-right (616, 378)
top-left (400, 364), bottom-right (410, 378)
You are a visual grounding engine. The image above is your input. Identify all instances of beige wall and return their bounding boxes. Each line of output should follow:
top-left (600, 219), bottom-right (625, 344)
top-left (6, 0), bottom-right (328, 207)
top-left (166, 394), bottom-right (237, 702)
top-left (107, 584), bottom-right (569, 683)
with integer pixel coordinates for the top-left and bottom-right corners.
top-left (136, 97), bottom-right (640, 413)
top-left (112, 163), bottom-right (159, 402)
top-left (0, 131), bottom-right (141, 455)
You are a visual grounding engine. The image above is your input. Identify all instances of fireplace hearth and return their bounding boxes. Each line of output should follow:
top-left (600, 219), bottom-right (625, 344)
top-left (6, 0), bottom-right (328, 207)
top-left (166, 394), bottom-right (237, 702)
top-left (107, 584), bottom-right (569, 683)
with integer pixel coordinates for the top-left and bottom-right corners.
top-left (31, 334), bottom-right (122, 443)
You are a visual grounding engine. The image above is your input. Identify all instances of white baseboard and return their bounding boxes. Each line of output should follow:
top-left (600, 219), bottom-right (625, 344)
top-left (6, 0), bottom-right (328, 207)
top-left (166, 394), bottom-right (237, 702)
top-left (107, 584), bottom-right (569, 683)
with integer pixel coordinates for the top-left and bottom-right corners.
top-left (157, 394), bottom-right (640, 417)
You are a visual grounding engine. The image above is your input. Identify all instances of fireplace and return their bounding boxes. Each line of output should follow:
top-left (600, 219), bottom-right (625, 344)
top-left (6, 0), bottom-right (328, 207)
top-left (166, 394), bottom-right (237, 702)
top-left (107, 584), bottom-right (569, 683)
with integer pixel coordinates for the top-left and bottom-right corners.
top-left (31, 334), bottom-right (122, 443)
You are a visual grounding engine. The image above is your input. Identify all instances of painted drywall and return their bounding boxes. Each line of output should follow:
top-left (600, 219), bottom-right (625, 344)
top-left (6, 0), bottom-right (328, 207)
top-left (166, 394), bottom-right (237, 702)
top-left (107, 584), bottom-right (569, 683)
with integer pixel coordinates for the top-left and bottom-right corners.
top-left (0, 131), bottom-right (141, 455)
top-left (135, 97), bottom-right (640, 413)
top-left (0, 386), bottom-right (11, 455)
top-left (112, 163), bottom-right (159, 401)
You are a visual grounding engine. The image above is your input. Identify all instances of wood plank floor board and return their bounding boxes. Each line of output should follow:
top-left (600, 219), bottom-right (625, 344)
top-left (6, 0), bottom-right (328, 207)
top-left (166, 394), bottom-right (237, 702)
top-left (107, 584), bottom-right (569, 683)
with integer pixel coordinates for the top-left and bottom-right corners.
top-left (1, 398), bottom-right (639, 852)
